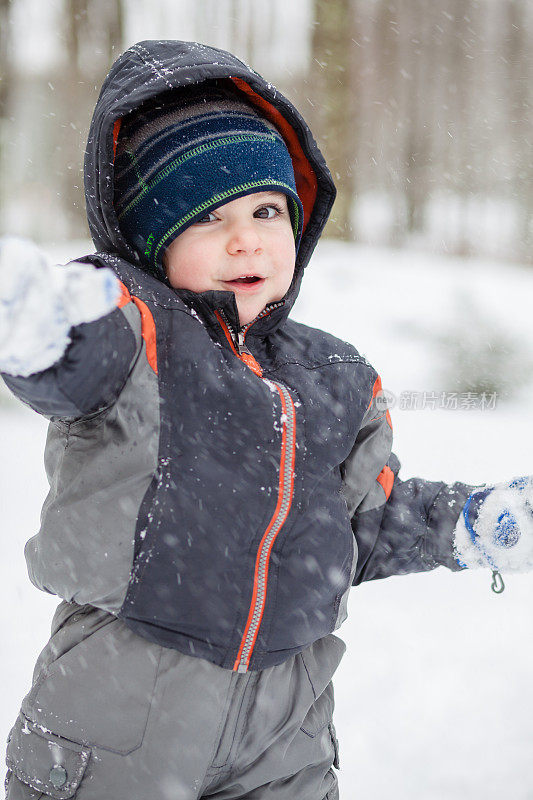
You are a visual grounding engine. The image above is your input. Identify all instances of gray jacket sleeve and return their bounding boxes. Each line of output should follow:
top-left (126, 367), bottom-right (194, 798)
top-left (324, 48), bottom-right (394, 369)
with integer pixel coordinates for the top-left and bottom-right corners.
top-left (341, 376), bottom-right (473, 584)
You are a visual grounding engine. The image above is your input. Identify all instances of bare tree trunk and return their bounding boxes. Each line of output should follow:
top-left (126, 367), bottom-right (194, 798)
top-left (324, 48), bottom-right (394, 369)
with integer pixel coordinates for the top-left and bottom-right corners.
top-left (60, 0), bottom-right (89, 237)
top-left (228, 0), bottom-right (239, 55)
top-left (103, 0), bottom-right (124, 63)
top-left (58, 0), bottom-right (124, 238)
top-left (225, 0), bottom-right (273, 69)
top-left (371, 0), bottom-right (403, 244)
top-left (504, 0), bottom-right (533, 261)
top-left (440, 0), bottom-right (476, 256)
top-left (0, 0), bottom-right (13, 231)
top-left (375, 0), bottom-right (437, 244)
top-left (0, 0), bottom-right (11, 113)
top-left (244, 1), bottom-right (254, 66)
top-left (310, 0), bottom-right (357, 240)
top-left (401, 0), bottom-right (434, 237)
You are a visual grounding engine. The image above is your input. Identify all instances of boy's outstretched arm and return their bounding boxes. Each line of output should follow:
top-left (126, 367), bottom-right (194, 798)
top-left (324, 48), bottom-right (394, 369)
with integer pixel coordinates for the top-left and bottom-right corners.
top-left (0, 238), bottom-right (138, 419)
top-left (344, 375), bottom-right (533, 583)
top-left (342, 376), bottom-right (474, 584)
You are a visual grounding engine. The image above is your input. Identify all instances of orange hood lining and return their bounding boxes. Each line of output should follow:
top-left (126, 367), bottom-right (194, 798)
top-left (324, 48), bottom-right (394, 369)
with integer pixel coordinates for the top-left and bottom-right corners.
top-left (230, 77), bottom-right (316, 235)
top-left (112, 119), bottom-right (121, 160)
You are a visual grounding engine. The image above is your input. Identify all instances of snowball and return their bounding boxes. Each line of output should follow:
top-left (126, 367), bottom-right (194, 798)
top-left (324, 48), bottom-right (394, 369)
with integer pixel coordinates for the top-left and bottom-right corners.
top-left (0, 237), bottom-right (120, 376)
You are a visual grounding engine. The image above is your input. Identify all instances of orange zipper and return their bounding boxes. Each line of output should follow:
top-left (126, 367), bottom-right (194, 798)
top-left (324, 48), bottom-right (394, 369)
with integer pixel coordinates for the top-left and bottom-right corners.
top-left (214, 310), bottom-right (297, 672)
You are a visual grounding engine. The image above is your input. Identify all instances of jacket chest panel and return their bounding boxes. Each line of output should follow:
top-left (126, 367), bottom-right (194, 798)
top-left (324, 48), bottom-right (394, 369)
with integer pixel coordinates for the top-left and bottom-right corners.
top-left (263, 359), bottom-right (368, 481)
top-left (140, 315), bottom-right (292, 557)
top-left (159, 317), bottom-right (286, 457)
top-left (124, 314), bottom-right (300, 658)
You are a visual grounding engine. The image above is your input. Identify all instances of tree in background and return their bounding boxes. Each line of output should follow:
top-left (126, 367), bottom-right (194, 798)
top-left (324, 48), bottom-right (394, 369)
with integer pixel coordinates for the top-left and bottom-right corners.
top-left (309, 0), bottom-right (358, 240)
top-left (60, 0), bottom-right (124, 237)
top-left (0, 0), bottom-right (13, 224)
top-left (503, 0), bottom-right (533, 259)
top-left (0, 0), bottom-right (13, 124)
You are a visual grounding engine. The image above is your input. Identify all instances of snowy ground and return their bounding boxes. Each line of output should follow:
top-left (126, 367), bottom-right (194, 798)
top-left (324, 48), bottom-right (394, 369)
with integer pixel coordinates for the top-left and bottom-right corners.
top-left (1, 240), bottom-right (533, 799)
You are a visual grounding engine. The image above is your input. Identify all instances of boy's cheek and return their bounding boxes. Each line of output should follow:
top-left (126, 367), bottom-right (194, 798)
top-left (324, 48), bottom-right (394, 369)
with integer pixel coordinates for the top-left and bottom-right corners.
top-left (166, 257), bottom-right (201, 292)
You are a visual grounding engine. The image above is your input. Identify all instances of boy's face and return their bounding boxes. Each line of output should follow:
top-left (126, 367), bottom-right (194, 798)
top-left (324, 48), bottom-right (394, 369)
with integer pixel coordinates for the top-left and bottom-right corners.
top-left (163, 191), bottom-right (296, 326)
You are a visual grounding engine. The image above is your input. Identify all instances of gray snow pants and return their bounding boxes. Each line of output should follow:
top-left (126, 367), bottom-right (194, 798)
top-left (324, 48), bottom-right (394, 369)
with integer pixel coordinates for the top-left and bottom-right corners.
top-left (5, 602), bottom-right (344, 800)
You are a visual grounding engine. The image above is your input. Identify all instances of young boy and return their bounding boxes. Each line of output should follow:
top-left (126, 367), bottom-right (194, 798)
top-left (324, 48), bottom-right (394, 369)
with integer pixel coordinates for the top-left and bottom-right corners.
top-left (1, 39), bottom-right (532, 800)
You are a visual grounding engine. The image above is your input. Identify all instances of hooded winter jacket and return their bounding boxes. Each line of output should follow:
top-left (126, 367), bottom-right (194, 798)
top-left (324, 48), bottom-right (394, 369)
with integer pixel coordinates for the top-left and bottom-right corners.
top-left (3, 41), bottom-right (472, 672)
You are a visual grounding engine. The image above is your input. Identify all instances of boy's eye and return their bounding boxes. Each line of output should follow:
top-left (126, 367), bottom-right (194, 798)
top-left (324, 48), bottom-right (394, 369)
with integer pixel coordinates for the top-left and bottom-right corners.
top-left (254, 204), bottom-right (283, 220)
top-left (194, 211), bottom-right (217, 224)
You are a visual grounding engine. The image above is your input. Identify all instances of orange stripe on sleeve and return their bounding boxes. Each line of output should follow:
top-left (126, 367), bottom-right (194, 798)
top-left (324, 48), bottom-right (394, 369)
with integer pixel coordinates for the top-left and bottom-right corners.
top-left (377, 465), bottom-right (394, 500)
top-left (367, 375), bottom-right (393, 430)
top-left (130, 296), bottom-right (158, 375)
top-left (116, 282), bottom-right (157, 375)
top-left (117, 281), bottom-right (131, 309)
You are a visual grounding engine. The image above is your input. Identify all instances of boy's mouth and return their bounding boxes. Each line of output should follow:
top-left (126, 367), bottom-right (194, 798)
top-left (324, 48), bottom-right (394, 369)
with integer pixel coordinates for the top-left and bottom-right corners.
top-left (232, 276), bottom-right (262, 284)
top-left (223, 275), bottom-right (265, 290)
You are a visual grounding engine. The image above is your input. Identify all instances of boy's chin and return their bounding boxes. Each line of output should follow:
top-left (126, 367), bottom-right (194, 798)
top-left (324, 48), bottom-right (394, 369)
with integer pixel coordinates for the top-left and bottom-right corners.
top-left (237, 299), bottom-right (267, 327)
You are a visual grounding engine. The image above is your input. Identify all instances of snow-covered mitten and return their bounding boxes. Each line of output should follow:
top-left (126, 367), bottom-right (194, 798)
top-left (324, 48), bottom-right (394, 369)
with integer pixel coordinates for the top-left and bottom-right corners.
top-left (0, 237), bottom-right (120, 377)
top-left (454, 476), bottom-right (533, 580)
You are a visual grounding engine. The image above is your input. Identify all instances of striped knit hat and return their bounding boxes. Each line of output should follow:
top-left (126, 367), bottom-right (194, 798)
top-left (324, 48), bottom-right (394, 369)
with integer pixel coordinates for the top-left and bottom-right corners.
top-left (113, 81), bottom-right (304, 277)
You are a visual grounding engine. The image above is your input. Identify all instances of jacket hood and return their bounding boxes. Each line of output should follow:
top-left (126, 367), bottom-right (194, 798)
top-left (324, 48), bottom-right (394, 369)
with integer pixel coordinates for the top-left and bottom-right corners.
top-left (84, 40), bottom-right (336, 317)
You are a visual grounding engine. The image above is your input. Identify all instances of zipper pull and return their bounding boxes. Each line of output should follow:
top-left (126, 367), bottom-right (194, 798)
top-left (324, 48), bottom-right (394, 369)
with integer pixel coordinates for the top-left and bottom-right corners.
top-left (238, 330), bottom-right (252, 355)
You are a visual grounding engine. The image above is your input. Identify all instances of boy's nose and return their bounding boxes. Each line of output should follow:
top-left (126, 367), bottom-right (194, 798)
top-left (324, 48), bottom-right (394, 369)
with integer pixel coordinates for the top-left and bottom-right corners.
top-left (226, 223), bottom-right (263, 255)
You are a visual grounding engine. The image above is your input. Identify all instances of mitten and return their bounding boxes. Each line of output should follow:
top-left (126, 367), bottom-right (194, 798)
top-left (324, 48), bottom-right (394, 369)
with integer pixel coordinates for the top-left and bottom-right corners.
top-left (454, 476), bottom-right (533, 577)
top-left (0, 237), bottom-right (120, 377)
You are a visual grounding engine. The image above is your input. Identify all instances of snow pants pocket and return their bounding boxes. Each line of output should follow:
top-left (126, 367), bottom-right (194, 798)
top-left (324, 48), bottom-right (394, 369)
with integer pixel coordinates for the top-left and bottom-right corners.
top-left (6, 713), bottom-right (91, 799)
top-left (299, 680), bottom-right (335, 737)
top-left (297, 682), bottom-right (340, 770)
top-left (20, 603), bottom-right (162, 755)
top-left (298, 633), bottom-right (345, 738)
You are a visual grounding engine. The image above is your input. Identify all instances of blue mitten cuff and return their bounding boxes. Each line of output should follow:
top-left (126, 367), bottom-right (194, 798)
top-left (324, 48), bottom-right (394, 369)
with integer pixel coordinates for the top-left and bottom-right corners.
top-left (454, 477), bottom-right (533, 573)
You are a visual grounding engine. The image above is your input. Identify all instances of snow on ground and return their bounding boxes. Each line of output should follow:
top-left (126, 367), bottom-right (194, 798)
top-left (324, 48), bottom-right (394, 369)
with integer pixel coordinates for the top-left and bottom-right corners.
top-left (1, 240), bottom-right (533, 798)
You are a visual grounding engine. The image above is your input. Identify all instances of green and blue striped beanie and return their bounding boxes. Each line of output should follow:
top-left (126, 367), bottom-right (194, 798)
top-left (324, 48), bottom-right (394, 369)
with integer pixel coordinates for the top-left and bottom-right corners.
top-left (113, 82), bottom-right (304, 278)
